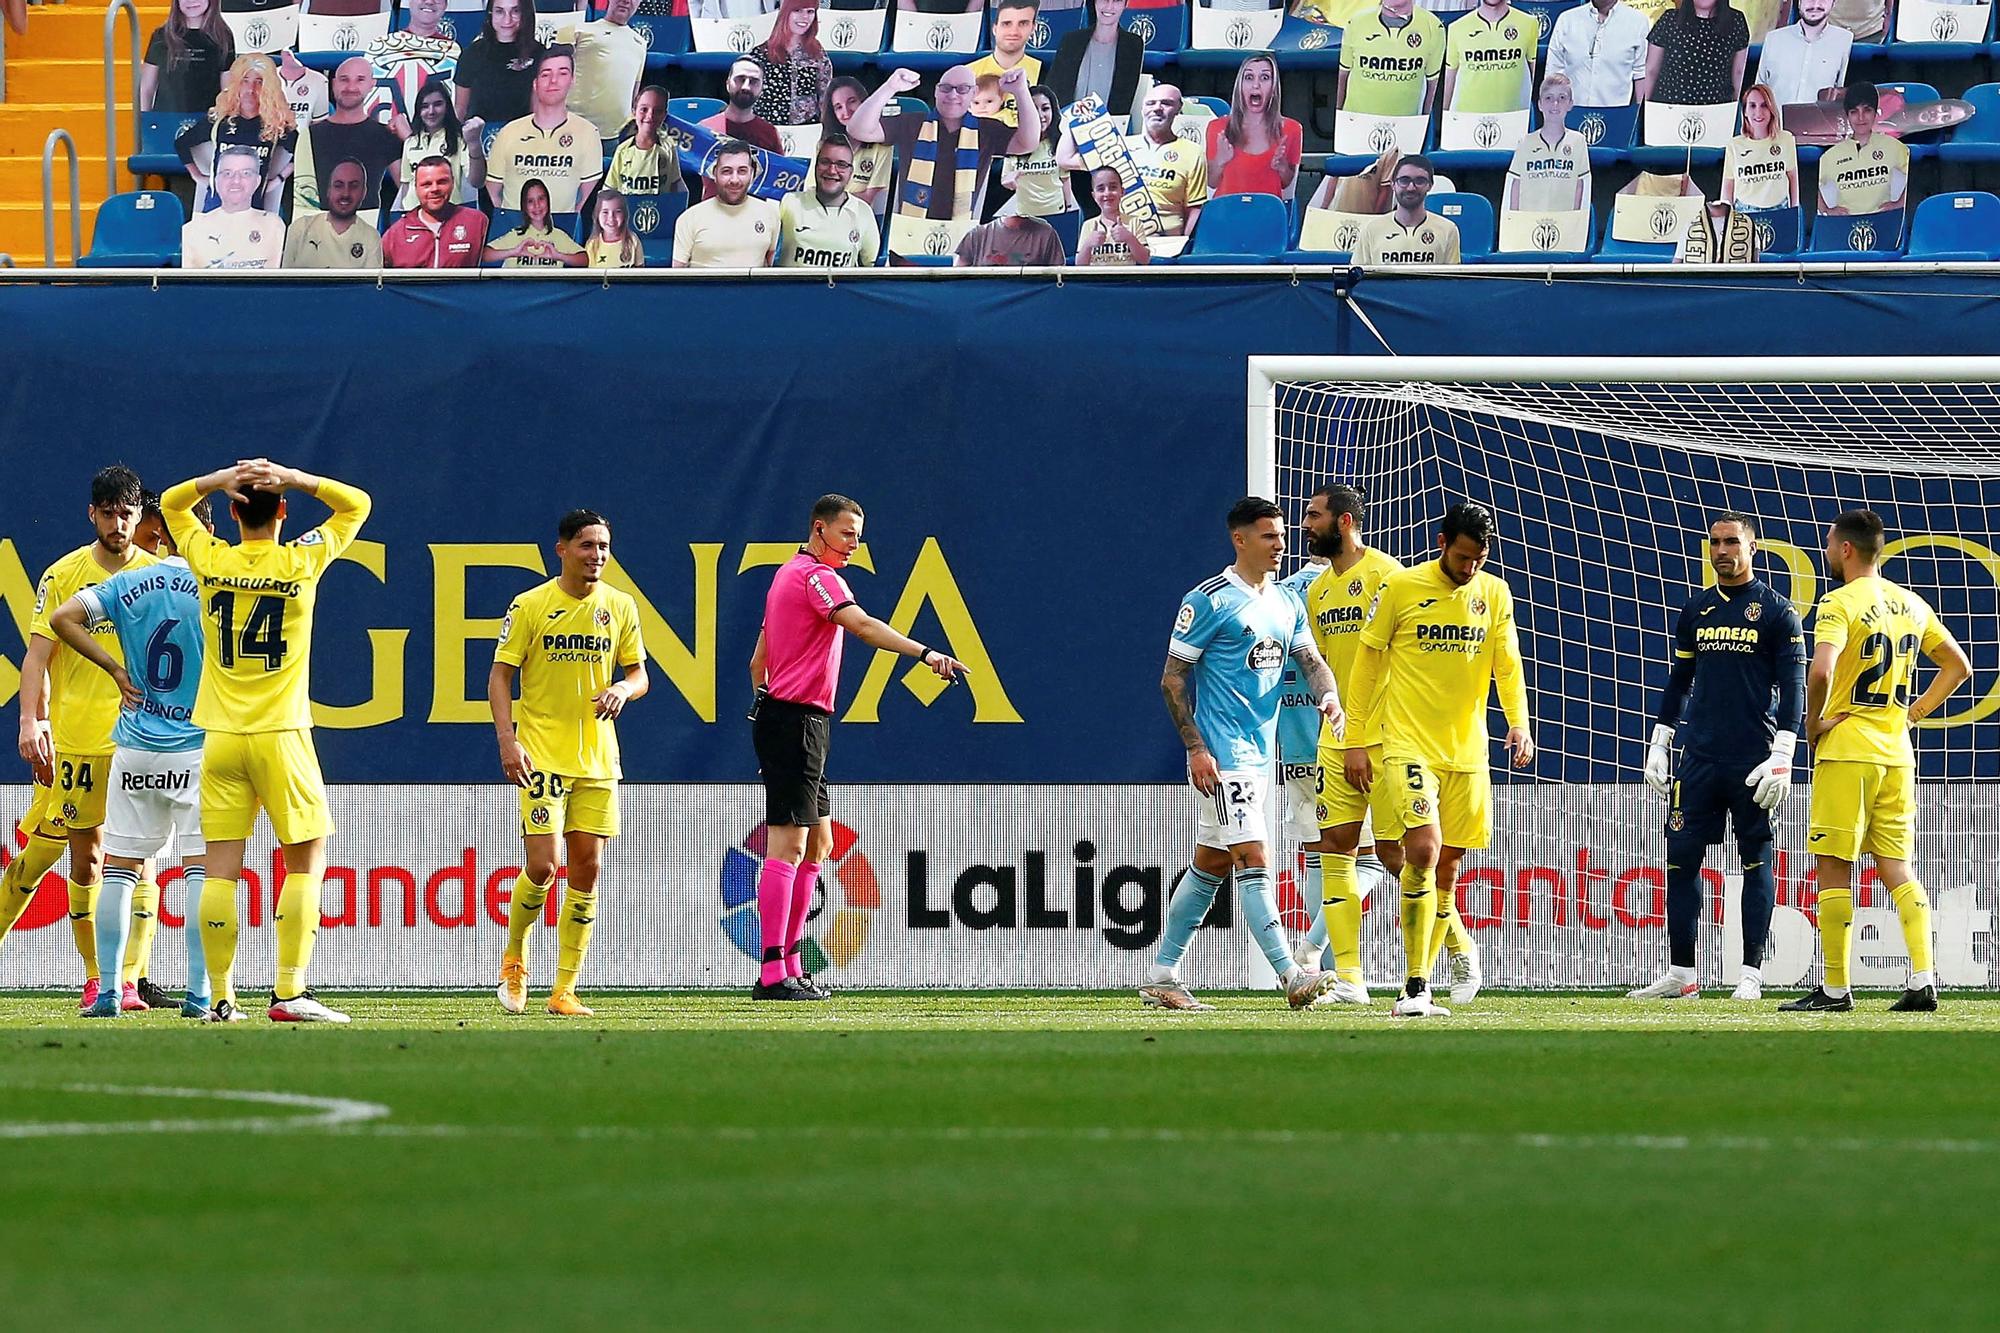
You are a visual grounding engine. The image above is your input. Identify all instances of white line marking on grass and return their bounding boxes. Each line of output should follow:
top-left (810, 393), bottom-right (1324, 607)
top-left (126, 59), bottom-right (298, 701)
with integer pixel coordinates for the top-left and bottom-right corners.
top-left (337, 1122), bottom-right (2000, 1155)
top-left (0, 1084), bottom-right (391, 1139)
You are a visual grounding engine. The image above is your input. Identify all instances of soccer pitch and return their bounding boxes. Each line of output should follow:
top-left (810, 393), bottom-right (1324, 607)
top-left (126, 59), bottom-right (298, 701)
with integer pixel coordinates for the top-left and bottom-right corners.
top-left (4, 993), bottom-right (1997, 1330)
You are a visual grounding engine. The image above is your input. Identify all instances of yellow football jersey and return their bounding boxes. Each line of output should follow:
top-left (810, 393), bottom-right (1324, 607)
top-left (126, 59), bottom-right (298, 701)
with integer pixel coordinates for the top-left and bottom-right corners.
top-left (161, 478), bottom-right (371, 734)
top-left (1306, 546), bottom-right (1401, 747)
top-left (494, 577), bottom-right (646, 781)
top-left (28, 543), bottom-right (157, 754)
top-left (1813, 575), bottom-right (1949, 767)
top-left (1357, 559), bottom-right (1529, 771)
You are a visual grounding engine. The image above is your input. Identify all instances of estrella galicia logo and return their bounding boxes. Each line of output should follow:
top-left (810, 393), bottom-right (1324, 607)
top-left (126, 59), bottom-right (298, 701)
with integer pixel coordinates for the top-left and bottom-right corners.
top-left (1247, 637), bottom-right (1284, 671)
top-left (720, 822), bottom-right (881, 971)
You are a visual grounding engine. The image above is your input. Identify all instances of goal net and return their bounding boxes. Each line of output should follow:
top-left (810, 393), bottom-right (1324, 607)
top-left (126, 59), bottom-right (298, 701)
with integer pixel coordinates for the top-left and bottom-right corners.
top-left (1253, 357), bottom-right (2000, 991)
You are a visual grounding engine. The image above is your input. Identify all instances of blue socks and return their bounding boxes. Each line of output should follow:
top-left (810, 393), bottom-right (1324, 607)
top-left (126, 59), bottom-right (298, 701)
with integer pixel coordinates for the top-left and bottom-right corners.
top-left (1237, 866), bottom-right (1294, 976)
top-left (94, 866), bottom-right (138, 1005)
top-left (180, 865), bottom-right (211, 1009)
top-left (1153, 866), bottom-right (1224, 974)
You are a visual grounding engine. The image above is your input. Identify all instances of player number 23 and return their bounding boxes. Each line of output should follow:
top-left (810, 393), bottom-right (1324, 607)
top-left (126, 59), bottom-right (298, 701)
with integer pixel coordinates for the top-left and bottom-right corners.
top-left (1850, 630), bottom-right (1919, 708)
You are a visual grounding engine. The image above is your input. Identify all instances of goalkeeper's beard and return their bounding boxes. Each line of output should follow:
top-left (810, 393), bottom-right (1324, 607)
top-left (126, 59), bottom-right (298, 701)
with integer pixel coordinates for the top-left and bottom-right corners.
top-left (1309, 527), bottom-right (1345, 560)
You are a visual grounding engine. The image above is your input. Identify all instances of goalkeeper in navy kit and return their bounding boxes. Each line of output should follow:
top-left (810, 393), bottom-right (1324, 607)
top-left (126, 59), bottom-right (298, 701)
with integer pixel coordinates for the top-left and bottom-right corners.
top-left (1632, 514), bottom-right (1806, 1002)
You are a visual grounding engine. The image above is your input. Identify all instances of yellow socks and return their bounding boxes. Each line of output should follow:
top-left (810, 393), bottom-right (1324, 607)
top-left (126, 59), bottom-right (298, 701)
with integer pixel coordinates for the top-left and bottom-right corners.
top-left (68, 879), bottom-right (101, 981)
top-left (123, 879), bottom-right (161, 984)
top-left (505, 871), bottom-right (554, 962)
top-left (0, 834), bottom-right (66, 944)
top-left (1399, 862), bottom-right (1436, 985)
top-left (274, 871), bottom-right (324, 999)
top-left (1319, 853), bottom-right (1364, 985)
top-left (1891, 880), bottom-right (1934, 977)
top-left (553, 885), bottom-right (597, 994)
top-left (1818, 888), bottom-right (1854, 991)
top-left (201, 876), bottom-right (241, 1004)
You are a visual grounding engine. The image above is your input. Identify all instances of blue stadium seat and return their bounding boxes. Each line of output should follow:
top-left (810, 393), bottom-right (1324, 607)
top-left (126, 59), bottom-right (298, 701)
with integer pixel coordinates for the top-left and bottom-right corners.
top-left (1904, 190), bottom-right (2000, 260)
top-left (1181, 193), bottom-right (1289, 264)
top-left (1428, 191), bottom-right (1494, 260)
top-left (1806, 207), bottom-right (1907, 260)
top-left (78, 191), bottom-right (185, 268)
top-left (618, 191), bottom-right (687, 267)
top-left (1592, 231), bottom-right (1677, 263)
top-left (1893, 0), bottom-right (1992, 59)
top-left (126, 111), bottom-right (203, 184)
top-left (1880, 83), bottom-right (1946, 160)
top-left (1939, 82), bottom-right (2000, 163)
top-left (1045, 209), bottom-right (1082, 261)
top-left (1573, 104), bottom-right (1641, 168)
top-left (1748, 205), bottom-right (1805, 258)
top-left (631, 13), bottom-right (690, 73)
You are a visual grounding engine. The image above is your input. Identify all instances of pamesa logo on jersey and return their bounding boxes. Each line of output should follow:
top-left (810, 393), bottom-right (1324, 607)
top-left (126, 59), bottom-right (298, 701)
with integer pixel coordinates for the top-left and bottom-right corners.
top-left (720, 822), bottom-right (881, 971)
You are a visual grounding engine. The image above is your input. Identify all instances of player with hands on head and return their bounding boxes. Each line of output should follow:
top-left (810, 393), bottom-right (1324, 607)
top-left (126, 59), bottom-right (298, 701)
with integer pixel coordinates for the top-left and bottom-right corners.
top-left (1633, 513), bottom-right (1804, 1003)
top-left (1142, 498), bottom-right (1345, 1014)
top-left (1341, 501), bottom-right (1532, 1018)
top-left (747, 495), bottom-right (966, 1001)
top-left (490, 510), bottom-right (648, 1018)
top-left (160, 457), bottom-right (370, 1024)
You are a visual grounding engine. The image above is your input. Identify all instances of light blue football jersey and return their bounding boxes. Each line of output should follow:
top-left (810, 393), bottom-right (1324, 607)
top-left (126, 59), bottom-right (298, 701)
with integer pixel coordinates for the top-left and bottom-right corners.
top-left (76, 556), bottom-right (205, 754)
top-left (1167, 568), bottom-right (1312, 771)
top-left (1275, 562), bottom-right (1329, 764)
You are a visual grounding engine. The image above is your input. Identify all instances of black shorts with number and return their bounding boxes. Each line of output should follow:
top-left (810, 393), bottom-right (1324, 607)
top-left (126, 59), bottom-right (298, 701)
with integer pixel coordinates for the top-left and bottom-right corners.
top-left (1667, 753), bottom-right (1769, 846)
top-left (753, 697), bottom-right (832, 826)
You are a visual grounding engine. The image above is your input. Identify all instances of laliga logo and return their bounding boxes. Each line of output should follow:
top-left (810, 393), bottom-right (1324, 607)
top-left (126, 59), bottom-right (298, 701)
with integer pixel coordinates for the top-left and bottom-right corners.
top-left (333, 21), bottom-right (361, 48)
top-left (1226, 16), bottom-right (1254, 46)
top-left (1677, 110), bottom-right (1707, 144)
top-left (1932, 9), bottom-right (1961, 39)
top-left (1299, 28), bottom-right (1329, 49)
top-left (245, 18), bottom-right (271, 47)
top-left (633, 202), bottom-right (662, 233)
top-left (927, 19), bottom-right (956, 49)
top-left (1578, 112), bottom-right (1606, 146)
top-left (1849, 220), bottom-right (1878, 250)
top-left (1367, 120), bottom-right (1398, 153)
top-left (1753, 216), bottom-right (1776, 251)
top-left (1649, 203), bottom-right (1679, 239)
top-left (1128, 14), bottom-right (1155, 41)
top-left (719, 822), bottom-right (881, 971)
top-left (1473, 117), bottom-right (1502, 148)
top-left (728, 23), bottom-right (756, 52)
top-left (921, 224), bottom-right (954, 256)
top-left (1032, 18), bottom-right (1051, 45)
top-left (1532, 217), bottom-right (1562, 250)
top-left (829, 16), bottom-right (857, 47)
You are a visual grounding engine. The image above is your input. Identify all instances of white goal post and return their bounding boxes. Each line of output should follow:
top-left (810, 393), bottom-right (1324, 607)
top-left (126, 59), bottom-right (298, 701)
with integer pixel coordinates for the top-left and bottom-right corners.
top-left (1247, 356), bottom-right (2000, 990)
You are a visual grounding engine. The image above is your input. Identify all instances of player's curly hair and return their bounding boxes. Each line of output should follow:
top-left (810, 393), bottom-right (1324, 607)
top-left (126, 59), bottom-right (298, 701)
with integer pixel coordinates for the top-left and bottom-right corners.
top-left (1441, 501), bottom-right (1496, 547)
top-left (91, 466), bottom-right (143, 511)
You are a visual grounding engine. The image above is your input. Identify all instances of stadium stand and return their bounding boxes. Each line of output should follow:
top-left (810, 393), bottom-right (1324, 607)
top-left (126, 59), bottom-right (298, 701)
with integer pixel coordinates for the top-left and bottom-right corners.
top-left (7, 0), bottom-right (2000, 265)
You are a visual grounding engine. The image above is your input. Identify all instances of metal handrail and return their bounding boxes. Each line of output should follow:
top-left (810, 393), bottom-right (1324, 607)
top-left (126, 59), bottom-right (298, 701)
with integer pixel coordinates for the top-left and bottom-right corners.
top-left (44, 131), bottom-right (81, 268)
top-left (105, 0), bottom-right (142, 196)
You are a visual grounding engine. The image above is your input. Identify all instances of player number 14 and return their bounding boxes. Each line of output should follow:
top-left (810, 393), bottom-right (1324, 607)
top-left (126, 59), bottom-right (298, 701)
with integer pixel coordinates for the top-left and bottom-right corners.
top-left (209, 592), bottom-right (289, 671)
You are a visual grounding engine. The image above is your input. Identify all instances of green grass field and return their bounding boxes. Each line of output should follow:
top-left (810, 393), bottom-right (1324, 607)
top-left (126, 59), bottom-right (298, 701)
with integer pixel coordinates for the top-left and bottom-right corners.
top-left (4, 991), bottom-right (1997, 1330)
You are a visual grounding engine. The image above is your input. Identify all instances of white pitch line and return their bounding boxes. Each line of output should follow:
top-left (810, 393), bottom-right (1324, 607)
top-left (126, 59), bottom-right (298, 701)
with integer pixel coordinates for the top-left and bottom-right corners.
top-left (338, 1122), bottom-right (2000, 1155)
top-left (0, 1083), bottom-right (390, 1139)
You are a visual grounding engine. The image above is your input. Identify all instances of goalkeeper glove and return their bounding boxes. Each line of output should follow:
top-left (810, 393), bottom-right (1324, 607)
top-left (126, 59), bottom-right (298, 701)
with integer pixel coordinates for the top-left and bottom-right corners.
top-left (1745, 731), bottom-right (1797, 812)
top-left (1643, 724), bottom-right (1674, 797)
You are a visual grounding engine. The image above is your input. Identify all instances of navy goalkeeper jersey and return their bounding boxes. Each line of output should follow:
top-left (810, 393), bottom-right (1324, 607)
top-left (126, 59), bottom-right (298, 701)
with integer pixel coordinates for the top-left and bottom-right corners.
top-left (1658, 578), bottom-right (1806, 764)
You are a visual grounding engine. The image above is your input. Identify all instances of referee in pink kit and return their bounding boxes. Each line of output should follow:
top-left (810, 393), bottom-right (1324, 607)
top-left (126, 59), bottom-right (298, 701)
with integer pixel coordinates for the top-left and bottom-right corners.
top-left (748, 494), bottom-right (967, 1000)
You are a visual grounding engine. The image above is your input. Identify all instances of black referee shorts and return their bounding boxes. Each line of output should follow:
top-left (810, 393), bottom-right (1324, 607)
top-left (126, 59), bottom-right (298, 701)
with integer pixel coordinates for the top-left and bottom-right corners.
top-left (752, 697), bottom-right (833, 827)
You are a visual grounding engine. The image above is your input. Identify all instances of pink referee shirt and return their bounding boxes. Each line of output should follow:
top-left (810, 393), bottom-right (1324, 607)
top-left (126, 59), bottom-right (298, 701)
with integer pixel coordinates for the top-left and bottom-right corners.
top-left (763, 550), bottom-right (856, 712)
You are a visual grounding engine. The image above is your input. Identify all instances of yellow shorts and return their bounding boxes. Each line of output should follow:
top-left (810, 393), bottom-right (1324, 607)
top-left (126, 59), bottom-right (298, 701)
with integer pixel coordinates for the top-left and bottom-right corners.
top-left (202, 729), bottom-right (334, 845)
top-left (1313, 739), bottom-right (1399, 842)
top-left (19, 751), bottom-right (112, 839)
top-left (1382, 752), bottom-right (1493, 851)
top-left (1808, 760), bottom-right (1915, 863)
top-left (519, 773), bottom-right (619, 839)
